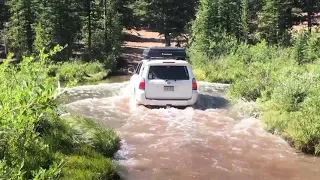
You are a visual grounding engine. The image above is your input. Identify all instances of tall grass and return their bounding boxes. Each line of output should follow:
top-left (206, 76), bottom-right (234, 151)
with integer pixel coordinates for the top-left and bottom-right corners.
top-left (60, 115), bottom-right (120, 180)
top-left (48, 60), bottom-right (112, 87)
top-left (190, 29), bottom-right (320, 155)
top-left (0, 47), bottom-right (120, 179)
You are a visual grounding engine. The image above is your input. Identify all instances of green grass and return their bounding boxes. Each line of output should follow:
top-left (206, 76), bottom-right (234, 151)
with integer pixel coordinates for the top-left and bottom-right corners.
top-left (48, 60), bottom-right (111, 87)
top-left (61, 145), bottom-right (119, 180)
top-left (62, 154), bottom-right (117, 180)
top-left (32, 114), bottom-right (121, 180)
top-left (190, 30), bottom-right (320, 155)
top-left (58, 114), bottom-right (120, 180)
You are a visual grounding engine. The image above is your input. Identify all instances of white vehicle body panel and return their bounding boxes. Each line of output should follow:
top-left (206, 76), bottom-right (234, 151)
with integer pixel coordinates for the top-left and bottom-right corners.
top-left (130, 59), bottom-right (198, 107)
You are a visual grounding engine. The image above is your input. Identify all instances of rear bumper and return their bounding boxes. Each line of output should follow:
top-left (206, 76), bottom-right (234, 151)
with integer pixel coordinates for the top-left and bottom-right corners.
top-left (135, 90), bottom-right (198, 107)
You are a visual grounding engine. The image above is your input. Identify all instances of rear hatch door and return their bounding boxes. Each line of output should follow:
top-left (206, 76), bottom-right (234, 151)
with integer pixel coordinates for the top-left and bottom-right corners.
top-left (145, 65), bottom-right (192, 100)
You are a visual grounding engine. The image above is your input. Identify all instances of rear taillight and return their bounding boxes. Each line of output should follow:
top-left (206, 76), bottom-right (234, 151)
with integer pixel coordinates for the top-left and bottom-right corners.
top-left (192, 78), bottom-right (197, 90)
top-left (139, 79), bottom-right (145, 90)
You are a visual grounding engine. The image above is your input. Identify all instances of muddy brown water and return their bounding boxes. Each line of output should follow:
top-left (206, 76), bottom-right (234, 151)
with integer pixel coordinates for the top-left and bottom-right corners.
top-left (63, 76), bottom-right (320, 180)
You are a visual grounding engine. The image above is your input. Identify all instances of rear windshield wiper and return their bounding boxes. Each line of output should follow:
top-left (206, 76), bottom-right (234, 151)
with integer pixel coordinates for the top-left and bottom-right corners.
top-left (165, 79), bottom-right (177, 82)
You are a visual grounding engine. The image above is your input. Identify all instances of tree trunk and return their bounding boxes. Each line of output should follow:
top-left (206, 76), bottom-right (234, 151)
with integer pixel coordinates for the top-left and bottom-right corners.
top-left (26, 4), bottom-right (33, 54)
top-left (87, 0), bottom-right (92, 54)
top-left (66, 0), bottom-right (71, 60)
top-left (307, 0), bottom-right (312, 33)
top-left (26, 23), bottom-right (33, 54)
top-left (104, 0), bottom-right (108, 54)
top-left (163, 12), bottom-right (170, 47)
top-left (164, 31), bottom-right (171, 47)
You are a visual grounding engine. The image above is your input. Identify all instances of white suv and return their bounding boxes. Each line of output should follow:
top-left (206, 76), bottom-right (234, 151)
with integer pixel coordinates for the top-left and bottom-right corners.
top-left (128, 58), bottom-right (198, 107)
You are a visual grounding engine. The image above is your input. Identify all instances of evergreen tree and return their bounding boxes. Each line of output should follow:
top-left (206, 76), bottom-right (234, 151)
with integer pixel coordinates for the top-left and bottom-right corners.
top-left (190, 0), bottom-right (219, 52)
top-left (81, 0), bottom-right (122, 63)
top-left (33, 0), bottom-right (55, 53)
top-left (133, 0), bottom-right (198, 46)
top-left (34, 0), bottom-right (82, 60)
top-left (5, 0), bottom-right (36, 56)
top-left (190, 0), bottom-right (242, 57)
top-left (241, 0), bottom-right (250, 42)
top-left (258, 0), bottom-right (292, 44)
top-left (297, 0), bottom-right (320, 32)
top-left (0, 0), bottom-right (9, 30)
top-left (115, 0), bottom-right (136, 29)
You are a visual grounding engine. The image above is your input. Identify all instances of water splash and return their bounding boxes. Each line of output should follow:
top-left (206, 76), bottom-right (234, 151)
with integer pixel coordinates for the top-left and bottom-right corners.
top-left (65, 80), bottom-right (320, 180)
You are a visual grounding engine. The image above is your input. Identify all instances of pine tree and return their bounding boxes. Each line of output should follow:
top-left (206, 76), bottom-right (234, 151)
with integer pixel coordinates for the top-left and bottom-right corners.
top-left (297, 0), bottom-right (319, 32)
top-left (190, 0), bottom-right (241, 57)
top-left (0, 0), bottom-right (9, 30)
top-left (190, 0), bottom-right (219, 52)
top-left (102, 0), bottom-right (123, 57)
top-left (34, 0), bottom-right (82, 60)
top-left (133, 0), bottom-right (198, 46)
top-left (33, 0), bottom-right (55, 53)
top-left (114, 0), bottom-right (136, 29)
top-left (5, 0), bottom-right (36, 56)
top-left (258, 0), bottom-right (292, 44)
top-left (241, 0), bottom-right (249, 42)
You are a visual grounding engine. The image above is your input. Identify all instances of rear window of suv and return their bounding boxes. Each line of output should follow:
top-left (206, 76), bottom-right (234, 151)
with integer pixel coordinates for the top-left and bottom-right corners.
top-left (147, 65), bottom-right (189, 80)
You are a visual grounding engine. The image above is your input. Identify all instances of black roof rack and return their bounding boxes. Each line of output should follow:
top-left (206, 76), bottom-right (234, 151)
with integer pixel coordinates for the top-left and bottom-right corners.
top-left (143, 46), bottom-right (187, 60)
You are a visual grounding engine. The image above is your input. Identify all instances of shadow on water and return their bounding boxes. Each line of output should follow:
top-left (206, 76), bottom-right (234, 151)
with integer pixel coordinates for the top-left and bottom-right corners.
top-left (195, 94), bottom-right (229, 110)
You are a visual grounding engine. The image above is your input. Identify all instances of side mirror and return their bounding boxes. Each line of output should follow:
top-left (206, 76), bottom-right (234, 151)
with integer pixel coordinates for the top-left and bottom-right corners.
top-left (128, 67), bottom-right (135, 74)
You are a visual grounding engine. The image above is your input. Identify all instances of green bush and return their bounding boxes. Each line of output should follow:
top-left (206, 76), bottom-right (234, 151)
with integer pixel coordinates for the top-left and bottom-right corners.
top-left (190, 51), bottom-right (245, 84)
top-left (261, 70), bottom-right (320, 154)
top-left (49, 60), bottom-right (111, 86)
top-left (0, 47), bottom-right (120, 179)
top-left (0, 49), bottom-right (64, 179)
top-left (293, 30), bottom-right (320, 65)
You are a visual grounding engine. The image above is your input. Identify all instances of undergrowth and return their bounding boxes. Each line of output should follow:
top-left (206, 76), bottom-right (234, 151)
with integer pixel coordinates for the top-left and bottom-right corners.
top-left (60, 115), bottom-right (120, 180)
top-left (48, 60), bottom-right (111, 87)
top-left (0, 46), bottom-right (120, 179)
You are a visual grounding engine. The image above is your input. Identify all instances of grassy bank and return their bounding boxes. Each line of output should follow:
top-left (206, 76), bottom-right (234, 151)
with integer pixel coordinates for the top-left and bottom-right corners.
top-left (59, 115), bottom-right (120, 180)
top-left (0, 48), bottom-right (120, 179)
top-left (48, 60), bottom-right (111, 87)
top-left (190, 30), bottom-right (320, 155)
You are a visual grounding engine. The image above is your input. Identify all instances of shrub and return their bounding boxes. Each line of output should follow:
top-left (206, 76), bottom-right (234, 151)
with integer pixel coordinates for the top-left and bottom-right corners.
top-left (0, 48), bottom-right (65, 179)
top-left (49, 60), bottom-right (111, 86)
top-left (292, 30), bottom-right (320, 65)
top-left (261, 70), bottom-right (320, 154)
top-left (192, 68), bottom-right (206, 81)
top-left (0, 47), bottom-right (120, 179)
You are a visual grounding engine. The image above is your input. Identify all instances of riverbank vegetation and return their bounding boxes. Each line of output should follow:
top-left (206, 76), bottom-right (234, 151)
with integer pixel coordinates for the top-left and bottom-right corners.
top-left (2, 0), bottom-right (320, 177)
top-left (0, 0), bottom-right (133, 84)
top-left (188, 0), bottom-right (320, 155)
top-left (1, 0), bottom-right (129, 178)
top-left (0, 48), bottom-right (120, 179)
top-left (49, 61), bottom-right (111, 87)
